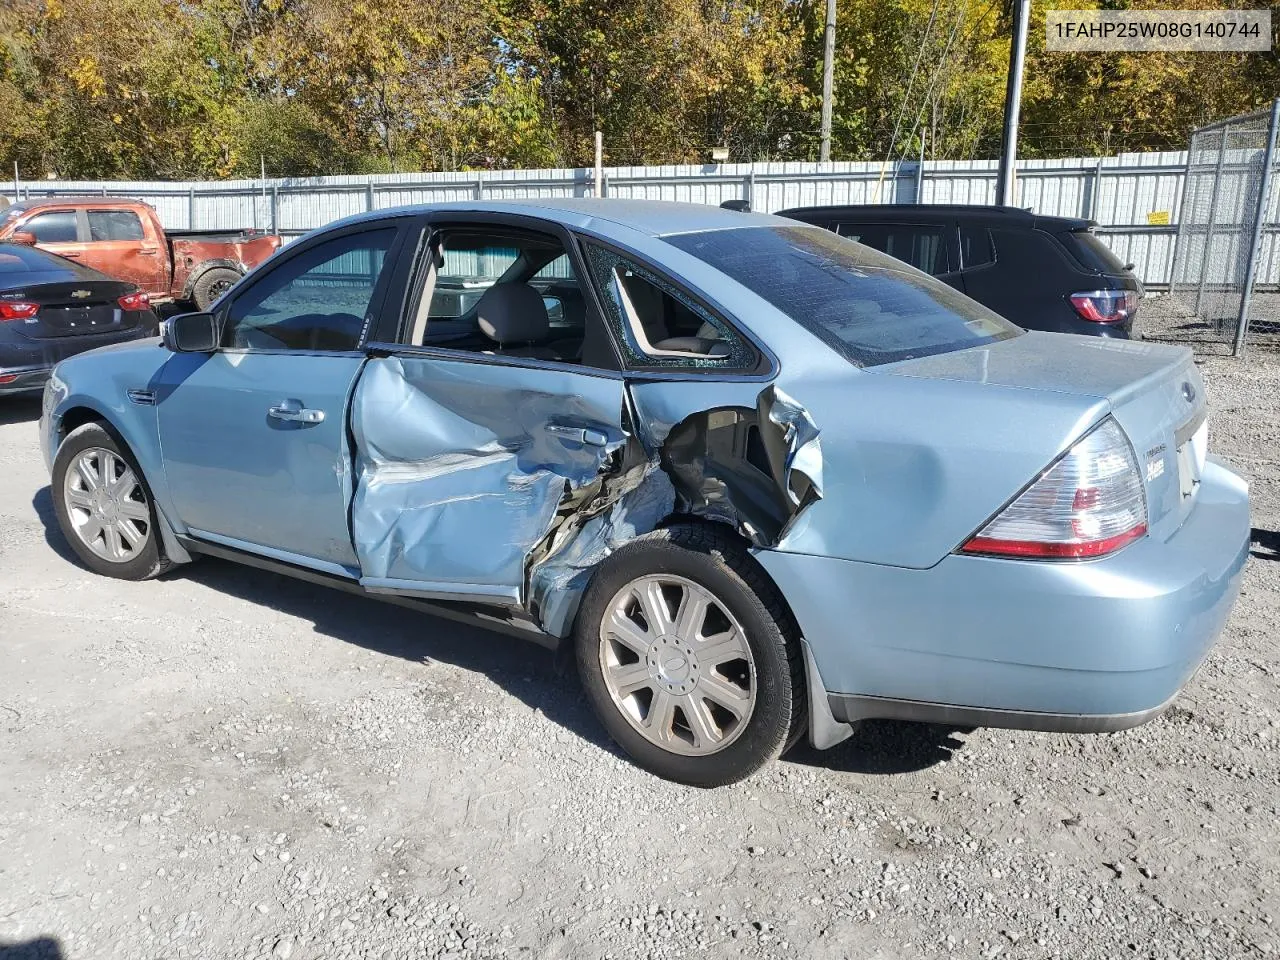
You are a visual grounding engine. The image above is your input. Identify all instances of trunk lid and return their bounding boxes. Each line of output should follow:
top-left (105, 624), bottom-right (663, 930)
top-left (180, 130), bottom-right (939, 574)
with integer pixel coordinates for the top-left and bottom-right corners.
top-left (4, 279), bottom-right (142, 340)
top-left (873, 331), bottom-right (1208, 541)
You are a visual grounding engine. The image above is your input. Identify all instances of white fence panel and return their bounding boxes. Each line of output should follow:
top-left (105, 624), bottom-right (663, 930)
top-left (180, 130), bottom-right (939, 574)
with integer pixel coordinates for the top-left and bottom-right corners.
top-left (7, 151), bottom-right (1195, 286)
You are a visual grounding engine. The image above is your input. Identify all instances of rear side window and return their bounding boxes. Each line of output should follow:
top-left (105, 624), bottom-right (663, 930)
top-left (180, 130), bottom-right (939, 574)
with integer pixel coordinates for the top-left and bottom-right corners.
top-left (583, 243), bottom-right (757, 370)
top-left (23, 211), bottom-right (78, 243)
top-left (959, 225), bottom-right (996, 268)
top-left (87, 210), bottom-right (145, 242)
top-left (835, 222), bottom-right (951, 276)
top-left (665, 225), bottom-right (1019, 367)
top-left (1058, 230), bottom-right (1128, 274)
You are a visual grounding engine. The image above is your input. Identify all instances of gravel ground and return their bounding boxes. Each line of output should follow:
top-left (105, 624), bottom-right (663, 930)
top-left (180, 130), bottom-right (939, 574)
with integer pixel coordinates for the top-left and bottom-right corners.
top-left (2, 328), bottom-right (1280, 959)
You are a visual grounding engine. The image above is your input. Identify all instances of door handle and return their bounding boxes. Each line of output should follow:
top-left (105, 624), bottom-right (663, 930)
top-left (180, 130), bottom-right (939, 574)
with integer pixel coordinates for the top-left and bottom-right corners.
top-left (268, 401), bottom-right (325, 424)
top-left (138, 247), bottom-right (159, 256)
top-left (546, 423), bottom-right (609, 446)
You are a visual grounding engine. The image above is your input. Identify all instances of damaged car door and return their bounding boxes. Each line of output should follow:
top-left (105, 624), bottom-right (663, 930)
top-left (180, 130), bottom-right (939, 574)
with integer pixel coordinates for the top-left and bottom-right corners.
top-left (350, 220), bottom-right (627, 607)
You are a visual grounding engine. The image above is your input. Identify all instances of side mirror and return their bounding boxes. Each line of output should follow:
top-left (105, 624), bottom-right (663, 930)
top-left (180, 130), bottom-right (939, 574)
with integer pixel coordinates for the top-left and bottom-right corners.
top-left (10, 231), bottom-right (37, 245)
top-left (162, 312), bottom-right (220, 353)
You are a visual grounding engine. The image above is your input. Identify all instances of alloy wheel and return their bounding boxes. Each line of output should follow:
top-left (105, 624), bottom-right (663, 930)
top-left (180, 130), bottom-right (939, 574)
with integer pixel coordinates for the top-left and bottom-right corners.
top-left (62, 447), bottom-right (152, 563)
top-left (598, 574), bottom-right (757, 756)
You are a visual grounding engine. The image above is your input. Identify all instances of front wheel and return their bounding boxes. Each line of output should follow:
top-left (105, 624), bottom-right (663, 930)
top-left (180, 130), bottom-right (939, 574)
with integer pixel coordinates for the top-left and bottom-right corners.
top-left (574, 524), bottom-right (805, 787)
top-left (51, 422), bottom-right (169, 580)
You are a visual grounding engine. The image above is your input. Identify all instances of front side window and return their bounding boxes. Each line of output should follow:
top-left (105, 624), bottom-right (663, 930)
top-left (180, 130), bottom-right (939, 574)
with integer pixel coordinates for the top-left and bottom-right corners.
top-left (582, 244), bottom-right (756, 370)
top-left (87, 210), bottom-right (145, 242)
top-left (222, 227), bottom-right (396, 352)
top-left (666, 225), bottom-right (1019, 367)
top-left (23, 211), bottom-right (78, 243)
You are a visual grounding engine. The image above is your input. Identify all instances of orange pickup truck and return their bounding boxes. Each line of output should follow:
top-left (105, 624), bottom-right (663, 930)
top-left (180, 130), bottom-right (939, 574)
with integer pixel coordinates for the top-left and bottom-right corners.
top-left (0, 197), bottom-right (282, 310)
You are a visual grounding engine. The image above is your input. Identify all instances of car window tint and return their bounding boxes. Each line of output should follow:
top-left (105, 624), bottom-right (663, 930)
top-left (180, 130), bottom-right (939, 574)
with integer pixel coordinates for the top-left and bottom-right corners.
top-left (412, 229), bottom-right (607, 367)
top-left (836, 222), bottom-right (948, 275)
top-left (665, 225), bottom-right (1019, 367)
top-left (581, 243), bottom-right (756, 370)
top-left (1059, 229), bottom-right (1129, 274)
top-left (23, 211), bottom-right (78, 243)
top-left (223, 227), bottom-right (396, 352)
top-left (87, 210), bottom-right (145, 242)
top-left (959, 225), bottom-right (996, 269)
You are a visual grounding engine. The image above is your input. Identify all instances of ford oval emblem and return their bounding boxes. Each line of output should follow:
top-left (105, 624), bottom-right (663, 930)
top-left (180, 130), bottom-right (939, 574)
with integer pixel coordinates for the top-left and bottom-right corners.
top-left (1181, 381), bottom-right (1196, 403)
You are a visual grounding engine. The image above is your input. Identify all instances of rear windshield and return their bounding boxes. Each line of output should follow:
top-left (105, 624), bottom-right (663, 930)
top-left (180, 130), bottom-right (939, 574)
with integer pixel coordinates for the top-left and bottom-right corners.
top-left (664, 225), bottom-right (1019, 366)
top-left (1059, 229), bottom-right (1129, 274)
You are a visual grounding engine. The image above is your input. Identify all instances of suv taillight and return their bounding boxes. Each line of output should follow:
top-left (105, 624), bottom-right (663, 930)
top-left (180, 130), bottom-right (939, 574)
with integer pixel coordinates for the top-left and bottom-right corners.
top-left (117, 291), bottom-right (150, 311)
top-left (0, 301), bottom-right (39, 321)
top-left (1070, 289), bottom-right (1138, 323)
top-left (960, 418), bottom-right (1147, 560)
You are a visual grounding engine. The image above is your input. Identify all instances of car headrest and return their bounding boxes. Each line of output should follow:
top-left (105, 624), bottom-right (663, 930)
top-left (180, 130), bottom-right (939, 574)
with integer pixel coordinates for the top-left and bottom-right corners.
top-left (476, 283), bottom-right (550, 345)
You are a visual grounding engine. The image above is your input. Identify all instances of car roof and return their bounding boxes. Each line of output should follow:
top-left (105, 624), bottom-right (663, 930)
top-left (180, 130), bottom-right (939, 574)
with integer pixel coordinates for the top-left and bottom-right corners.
top-left (4, 196), bottom-right (153, 214)
top-left (778, 203), bottom-right (1093, 233)
top-left (330, 198), bottom-right (792, 240)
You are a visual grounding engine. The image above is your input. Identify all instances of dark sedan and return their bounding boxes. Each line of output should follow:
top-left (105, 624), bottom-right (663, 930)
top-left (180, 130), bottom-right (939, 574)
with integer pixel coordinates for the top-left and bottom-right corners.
top-left (0, 242), bottom-right (158, 395)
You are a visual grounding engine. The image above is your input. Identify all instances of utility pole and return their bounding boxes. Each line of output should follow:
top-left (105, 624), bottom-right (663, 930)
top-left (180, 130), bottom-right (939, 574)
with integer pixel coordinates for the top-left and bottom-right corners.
top-left (819, 0), bottom-right (837, 162)
top-left (12, 162), bottom-right (18, 202)
top-left (594, 131), bottom-right (604, 198)
top-left (995, 0), bottom-right (1030, 206)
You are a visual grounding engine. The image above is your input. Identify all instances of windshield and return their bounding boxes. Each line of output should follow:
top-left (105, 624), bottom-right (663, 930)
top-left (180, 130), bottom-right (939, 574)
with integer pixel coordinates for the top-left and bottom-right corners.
top-left (665, 225), bottom-right (1020, 366)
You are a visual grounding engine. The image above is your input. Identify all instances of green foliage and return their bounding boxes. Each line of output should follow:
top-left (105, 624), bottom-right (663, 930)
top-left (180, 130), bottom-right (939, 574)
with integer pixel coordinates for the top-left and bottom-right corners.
top-left (0, 0), bottom-right (1276, 179)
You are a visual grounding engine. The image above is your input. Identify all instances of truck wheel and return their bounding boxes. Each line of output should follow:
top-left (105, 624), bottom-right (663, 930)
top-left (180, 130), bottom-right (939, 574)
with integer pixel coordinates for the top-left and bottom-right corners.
top-left (574, 523), bottom-right (805, 787)
top-left (52, 422), bottom-right (170, 581)
top-left (192, 267), bottom-right (241, 311)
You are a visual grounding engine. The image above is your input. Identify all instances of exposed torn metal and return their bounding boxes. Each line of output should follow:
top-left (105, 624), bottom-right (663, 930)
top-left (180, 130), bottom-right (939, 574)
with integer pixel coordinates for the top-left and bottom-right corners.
top-left (654, 384), bottom-right (825, 549)
top-left (526, 384), bottom-right (825, 635)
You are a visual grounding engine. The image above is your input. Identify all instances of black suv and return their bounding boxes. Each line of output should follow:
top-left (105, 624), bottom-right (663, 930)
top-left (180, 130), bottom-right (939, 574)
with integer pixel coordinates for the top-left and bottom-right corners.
top-left (777, 204), bottom-right (1143, 338)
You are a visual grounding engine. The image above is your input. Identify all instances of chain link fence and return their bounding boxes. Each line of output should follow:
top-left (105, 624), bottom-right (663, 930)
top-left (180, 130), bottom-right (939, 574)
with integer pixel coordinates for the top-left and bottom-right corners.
top-left (1168, 100), bottom-right (1280, 354)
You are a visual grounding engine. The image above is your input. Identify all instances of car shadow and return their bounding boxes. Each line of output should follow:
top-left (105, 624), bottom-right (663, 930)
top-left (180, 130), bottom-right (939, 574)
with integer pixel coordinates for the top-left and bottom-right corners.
top-left (1251, 527), bottom-right (1280, 561)
top-left (0, 938), bottom-right (64, 960)
top-left (787, 720), bottom-right (970, 775)
top-left (177, 554), bottom-right (617, 752)
top-left (0, 396), bottom-right (41, 425)
top-left (32, 484), bottom-right (961, 777)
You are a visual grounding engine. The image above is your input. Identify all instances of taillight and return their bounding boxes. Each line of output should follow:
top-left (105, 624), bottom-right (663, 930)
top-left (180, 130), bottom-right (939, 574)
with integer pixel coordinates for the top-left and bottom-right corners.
top-left (1070, 289), bottom-right (1138, 323)
top-left (960, 418), bottom-right (1147, 560)
top-left (0, 301), bottom-right (39, 321)
top-left (117, 291), bottom-right (150, 311)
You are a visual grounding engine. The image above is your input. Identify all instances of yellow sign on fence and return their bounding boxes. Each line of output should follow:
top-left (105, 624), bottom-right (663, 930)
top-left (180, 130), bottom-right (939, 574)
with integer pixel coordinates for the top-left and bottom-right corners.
top-left (1147, 210), bottom-right (1171, 226)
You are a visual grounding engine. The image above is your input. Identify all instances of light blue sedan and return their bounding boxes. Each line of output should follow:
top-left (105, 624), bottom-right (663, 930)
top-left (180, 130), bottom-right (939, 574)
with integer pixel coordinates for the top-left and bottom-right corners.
top-left (39, 200), bottom-right (1250, 786)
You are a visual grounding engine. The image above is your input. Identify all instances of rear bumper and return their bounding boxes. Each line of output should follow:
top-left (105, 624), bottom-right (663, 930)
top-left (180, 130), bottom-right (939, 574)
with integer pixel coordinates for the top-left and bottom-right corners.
top-left (0, 364), bottom-right (52, 396)
top-left (1, 321), bottom-right (155, 381)
top-left (757, 456), bottom-right (1249, 735)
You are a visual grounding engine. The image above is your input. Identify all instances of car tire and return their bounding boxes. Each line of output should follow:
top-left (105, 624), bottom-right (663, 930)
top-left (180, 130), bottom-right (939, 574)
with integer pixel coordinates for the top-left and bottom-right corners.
top-left (191, 267), bottom-right (241, 312)
top-left (51, 422), bottom-right (170, 581)
top-left (574, 523), bottom-right (805, 787)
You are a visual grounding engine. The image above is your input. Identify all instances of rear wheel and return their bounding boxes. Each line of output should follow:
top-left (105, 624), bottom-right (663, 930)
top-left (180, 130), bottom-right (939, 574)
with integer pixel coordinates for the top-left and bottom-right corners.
top-left (574, 523), bottom-right (804, 787)
top-left (191, 267), bottom-right (240, 311)
top-left (52, 423), bottom-right (169, 580)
